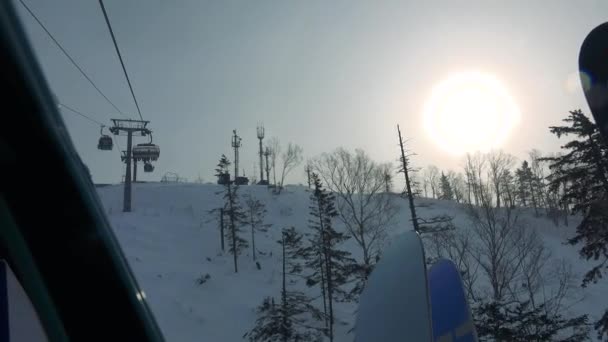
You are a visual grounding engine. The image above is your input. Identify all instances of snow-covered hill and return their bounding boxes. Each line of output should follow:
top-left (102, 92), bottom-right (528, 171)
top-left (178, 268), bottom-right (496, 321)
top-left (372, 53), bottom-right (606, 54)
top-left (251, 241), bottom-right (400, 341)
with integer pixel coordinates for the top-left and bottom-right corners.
top-left (97, 183), bottom-right (607, 341)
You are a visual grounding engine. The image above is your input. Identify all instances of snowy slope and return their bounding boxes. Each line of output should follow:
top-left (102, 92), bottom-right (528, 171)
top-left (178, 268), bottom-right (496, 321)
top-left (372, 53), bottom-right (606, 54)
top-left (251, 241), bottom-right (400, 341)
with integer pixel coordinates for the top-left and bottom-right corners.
top-left (97, 183), bottom-right (607, 342)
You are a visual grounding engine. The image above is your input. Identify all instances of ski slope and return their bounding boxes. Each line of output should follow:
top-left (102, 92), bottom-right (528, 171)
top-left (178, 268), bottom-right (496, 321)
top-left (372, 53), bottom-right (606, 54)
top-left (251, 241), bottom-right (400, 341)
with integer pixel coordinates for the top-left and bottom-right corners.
top-left (97, 182), bottom-right (607, 341)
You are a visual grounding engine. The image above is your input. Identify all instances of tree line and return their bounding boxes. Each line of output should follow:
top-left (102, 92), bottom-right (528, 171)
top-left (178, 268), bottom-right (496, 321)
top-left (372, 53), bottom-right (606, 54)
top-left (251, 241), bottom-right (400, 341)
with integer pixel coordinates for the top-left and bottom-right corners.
top-left (422, 109), bottom-right (608, 340)
top-left (208, 108), bottom-right (608, 341)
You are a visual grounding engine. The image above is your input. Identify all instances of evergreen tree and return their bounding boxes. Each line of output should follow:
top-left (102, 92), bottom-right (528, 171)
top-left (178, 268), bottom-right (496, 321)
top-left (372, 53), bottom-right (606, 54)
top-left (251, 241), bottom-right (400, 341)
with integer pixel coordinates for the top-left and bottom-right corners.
top-left (543, 110), bottom-right (608, 339)
top-left (439, 172), bottom-right (454, 200)
top-left (248, 227), bottom-right (323, 342)
top-left (474, 300), bottom-right (589, 341)
top-left (244, 195), bottom-right (271, 261)
top-left (516, 161), bottom-right (536, 212)
top-left (300, 174), bottom-right (355, 342)
top-left (215, 155), bottom-right (247, 273)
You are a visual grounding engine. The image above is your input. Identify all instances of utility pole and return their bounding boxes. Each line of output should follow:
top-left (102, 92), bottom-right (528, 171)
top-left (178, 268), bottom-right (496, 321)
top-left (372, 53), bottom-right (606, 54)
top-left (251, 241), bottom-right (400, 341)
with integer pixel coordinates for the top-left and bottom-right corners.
top-left (232, 129), bottom-right (242, 181)
top-left (110, 119), bottom-right (150, 212)
top-left (264, 147), bottom-right (271, 184)
top-left (257, 125), bottom-right (265, 183)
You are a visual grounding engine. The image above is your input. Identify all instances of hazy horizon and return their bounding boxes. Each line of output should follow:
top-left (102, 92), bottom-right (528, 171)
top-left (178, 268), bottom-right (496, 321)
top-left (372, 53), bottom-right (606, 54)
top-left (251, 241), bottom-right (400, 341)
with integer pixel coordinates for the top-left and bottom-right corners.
top-left (16, 0), bottom-right (607, 186)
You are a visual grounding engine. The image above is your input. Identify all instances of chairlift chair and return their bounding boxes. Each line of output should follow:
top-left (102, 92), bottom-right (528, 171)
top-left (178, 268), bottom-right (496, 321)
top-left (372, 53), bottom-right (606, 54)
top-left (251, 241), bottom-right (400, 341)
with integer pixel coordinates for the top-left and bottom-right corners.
top-left (132, 132), bottom-right (160, 161)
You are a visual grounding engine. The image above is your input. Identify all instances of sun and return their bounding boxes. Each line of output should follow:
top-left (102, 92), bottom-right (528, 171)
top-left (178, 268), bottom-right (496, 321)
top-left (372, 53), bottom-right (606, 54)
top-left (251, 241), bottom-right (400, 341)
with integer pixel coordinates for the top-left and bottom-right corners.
top-left (423, 71), bottom-right (520, 155)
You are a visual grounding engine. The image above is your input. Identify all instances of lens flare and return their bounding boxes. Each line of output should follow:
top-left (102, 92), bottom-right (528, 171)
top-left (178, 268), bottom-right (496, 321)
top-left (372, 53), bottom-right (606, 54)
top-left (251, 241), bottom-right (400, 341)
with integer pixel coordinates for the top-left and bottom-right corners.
top-left (423, 71), bottom-right (520, 155)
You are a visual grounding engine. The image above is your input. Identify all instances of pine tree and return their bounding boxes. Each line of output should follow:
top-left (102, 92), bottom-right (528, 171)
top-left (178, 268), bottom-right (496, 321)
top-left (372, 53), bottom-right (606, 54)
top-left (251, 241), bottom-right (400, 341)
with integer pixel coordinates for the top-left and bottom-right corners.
top-left (516, 161), bottom-right (537, 213)
top-left (439, 172), bottom-right (454, 200)
top-left (300, 174), bottom-right (355, 342)
top-left (543, 110), bottom-right (608, 339)
top-left (244, 195), bottom-right (271, 261)
top-left (215, 155), bottom-right (247, 273)
top-left (248, 227), bottom-right (323, 342)
top-left (474, 300), bottom-right (589, 341)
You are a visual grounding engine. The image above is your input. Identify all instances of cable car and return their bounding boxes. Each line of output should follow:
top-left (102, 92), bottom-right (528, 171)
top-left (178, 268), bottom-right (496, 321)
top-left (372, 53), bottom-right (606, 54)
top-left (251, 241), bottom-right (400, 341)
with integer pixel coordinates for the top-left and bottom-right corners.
top-left (143, 162), bottom-right (154, 173)
top-left (97, 126), bottom-right (113, 150)
top-left (132, 132), bottom-right (160, 161)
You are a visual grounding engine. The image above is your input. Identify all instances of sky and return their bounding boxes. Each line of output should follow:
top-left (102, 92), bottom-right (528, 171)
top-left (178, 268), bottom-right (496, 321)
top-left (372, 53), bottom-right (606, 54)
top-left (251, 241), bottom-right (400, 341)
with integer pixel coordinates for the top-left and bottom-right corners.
top-left (14, 0), bottom-right (608, 185)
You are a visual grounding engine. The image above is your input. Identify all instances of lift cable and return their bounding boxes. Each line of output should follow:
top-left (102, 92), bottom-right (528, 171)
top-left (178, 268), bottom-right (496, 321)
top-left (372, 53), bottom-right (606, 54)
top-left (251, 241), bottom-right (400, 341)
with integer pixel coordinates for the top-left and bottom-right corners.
top-left (18, 0), bottom-right (128, 118)
top-left (98, 0), bottom-right (144, 121)
top-left (58, 102), bottom-right (105, 126)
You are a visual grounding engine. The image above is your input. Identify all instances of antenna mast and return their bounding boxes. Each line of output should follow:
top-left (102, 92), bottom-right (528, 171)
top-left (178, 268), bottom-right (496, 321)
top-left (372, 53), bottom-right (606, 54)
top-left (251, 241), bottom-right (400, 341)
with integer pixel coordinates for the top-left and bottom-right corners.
top-left (264, 147), bottom-right (271, 185)
top-left (257, 124), bottom-right (265, 183)
top-left (232, 129), bottom-right (242, 181)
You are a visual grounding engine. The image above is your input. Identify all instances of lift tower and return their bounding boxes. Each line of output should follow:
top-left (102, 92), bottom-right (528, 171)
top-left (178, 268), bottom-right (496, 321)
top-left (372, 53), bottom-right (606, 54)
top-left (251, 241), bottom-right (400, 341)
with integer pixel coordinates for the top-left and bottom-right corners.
top-left (110, 119), bottom-right (150, 212)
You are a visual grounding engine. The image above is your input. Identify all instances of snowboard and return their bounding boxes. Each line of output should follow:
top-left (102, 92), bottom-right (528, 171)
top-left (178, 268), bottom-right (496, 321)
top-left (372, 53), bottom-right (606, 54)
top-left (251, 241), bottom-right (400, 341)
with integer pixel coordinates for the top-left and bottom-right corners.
top-left (428, 259), bottom-right (478, 342)
top-left (355, 231), bottom-right (433, 342)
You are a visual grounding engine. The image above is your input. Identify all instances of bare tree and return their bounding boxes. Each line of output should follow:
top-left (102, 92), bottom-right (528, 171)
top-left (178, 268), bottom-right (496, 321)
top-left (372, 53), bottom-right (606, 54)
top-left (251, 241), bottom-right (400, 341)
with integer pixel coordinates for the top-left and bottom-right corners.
top-left (450, 172), bottom-right (467, 204)
top-left (425, 228), bottom-right (480, 301)
top-left (529, 149), bottom-right (551, 215)
top-left (424, 165), bottom-right (440, 198)
top-left (277, 142), bottom-right (303, 194)
top-left (267, 137), bottom-right (281, 187)
top-left (313, 148), bottom-right (398, 291)
top-left (244, 195), bottom-right (271, 261)
top-left (487, 150), bottom-right (516, 208)
top-left (467, 204), bottom-right (530, 301)
top-left (381, 162), bottom-right (394, 193)
top-left (464, 152), bottom-right (489, 206)
top-left (422, 177), bottom-right (429, 198)
top-left (500, 169), bottom-right (516, 209)
top-left (304, 159), bottom-right (313, 188)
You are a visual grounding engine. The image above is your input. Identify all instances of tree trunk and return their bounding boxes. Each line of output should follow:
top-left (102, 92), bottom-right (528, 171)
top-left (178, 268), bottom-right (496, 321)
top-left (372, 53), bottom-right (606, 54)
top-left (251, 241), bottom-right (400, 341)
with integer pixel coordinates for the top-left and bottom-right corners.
top-left (251, 212), bottom-right (256, 261)
top-left (316, 199), bottom-right (329, 330)
top-left (228, 183), bottom-right (238, 273)
top-left (397, 125), bottom-right (420, 232)
top-left (220, 208), bottom-right (225, 251)
top-left (319, 253), bottom-right (328, 328)
top-left (281, 232), bottom-right (288, 342)
top-left (505, 183), bottom-right (514, 208)
top-left (272, 160), bottom-right (277, 187)
top-left (528, 178), bottom-right (539, 217)
top-left (231, 222), bottom-right (237, 273)
top-left (307, 167), bottom-right (312, 188)
top-left (251, 225), bottom-right (256, 261)
top-left (324, 246), bottom-right (334, 342)
top-left (494, 182), bottom-right (501, 208)
top-left (361, 229), bottom-right (370, 268)
top-left (320, 211), bottom-right (334, 342)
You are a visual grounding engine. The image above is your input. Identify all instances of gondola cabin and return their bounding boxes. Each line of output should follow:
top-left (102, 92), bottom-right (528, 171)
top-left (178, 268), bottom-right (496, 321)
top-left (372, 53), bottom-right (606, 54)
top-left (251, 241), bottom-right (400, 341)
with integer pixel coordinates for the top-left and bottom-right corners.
top-left (97, 135), bottom-right (113, 150)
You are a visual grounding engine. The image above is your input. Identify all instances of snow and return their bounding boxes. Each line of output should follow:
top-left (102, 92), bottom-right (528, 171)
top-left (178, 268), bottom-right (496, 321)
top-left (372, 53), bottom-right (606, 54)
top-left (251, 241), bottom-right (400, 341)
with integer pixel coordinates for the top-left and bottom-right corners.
top-left (97, 182), bottom-right (608, 341)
